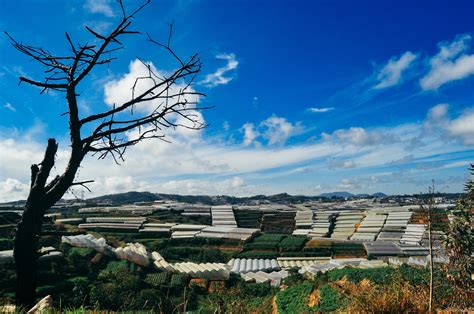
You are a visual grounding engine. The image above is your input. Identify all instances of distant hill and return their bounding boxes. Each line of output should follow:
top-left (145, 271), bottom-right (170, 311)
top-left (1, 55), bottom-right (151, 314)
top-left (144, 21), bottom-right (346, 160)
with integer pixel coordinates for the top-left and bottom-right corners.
top-left (318, 191), bottom-right (388, 198)
top-left (318, 191), bottom-right (354, 198)
top-left (87, 191), bottom-right (160, 204)
top-left (85, 191), bottom-right (327, 206)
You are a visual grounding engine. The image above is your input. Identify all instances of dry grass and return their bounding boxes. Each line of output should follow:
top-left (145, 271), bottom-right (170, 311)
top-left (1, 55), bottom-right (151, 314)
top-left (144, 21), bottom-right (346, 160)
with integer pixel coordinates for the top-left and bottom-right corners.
top-left (333, 275), bottom-right (429, 313)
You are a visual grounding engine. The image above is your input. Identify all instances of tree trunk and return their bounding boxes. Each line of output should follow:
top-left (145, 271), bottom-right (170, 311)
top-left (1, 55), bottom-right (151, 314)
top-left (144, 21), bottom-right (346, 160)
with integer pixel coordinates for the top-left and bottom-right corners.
top-left (13, 139), bottom-right (58, 309)
top-left (13, 202), bottom-right (46, 308)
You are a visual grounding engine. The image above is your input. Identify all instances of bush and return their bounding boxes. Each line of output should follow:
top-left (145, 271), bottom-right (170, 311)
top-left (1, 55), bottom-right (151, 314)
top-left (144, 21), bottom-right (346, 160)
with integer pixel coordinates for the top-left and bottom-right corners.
top-left (317, 284), bottom-right (344, 312)
top-left (133, 289), bottom-right (162, 310)
top-left (90, 260), bottom-right (140, 310)
top-left (276, 282), bottom-right (315, 313)
top-left (327, 267), bottom-right (395, 285)
top-left (63, 276), bottom-right (91, 307)
top-left (64, 247), bottom-right (95, 275)
top-left (241, 282), bottom-right (272, 297)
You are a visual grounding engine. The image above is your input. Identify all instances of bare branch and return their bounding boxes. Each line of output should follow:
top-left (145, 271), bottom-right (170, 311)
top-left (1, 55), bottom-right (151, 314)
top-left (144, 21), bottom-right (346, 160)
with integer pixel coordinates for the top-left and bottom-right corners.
top-left (70, 180), bottom-right (94, 192)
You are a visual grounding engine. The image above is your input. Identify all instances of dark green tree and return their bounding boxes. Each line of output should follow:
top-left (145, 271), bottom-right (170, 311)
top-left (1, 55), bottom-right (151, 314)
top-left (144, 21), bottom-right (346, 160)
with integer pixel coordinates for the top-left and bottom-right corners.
top-left (443, 165), bottom-right (473, 303)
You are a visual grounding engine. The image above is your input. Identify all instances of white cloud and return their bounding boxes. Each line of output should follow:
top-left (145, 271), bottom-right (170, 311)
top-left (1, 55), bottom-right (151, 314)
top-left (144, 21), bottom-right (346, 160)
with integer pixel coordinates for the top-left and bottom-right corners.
top-left (200, 53), bottom-right (238, 88)
top-left (307, 107), bottom-right (334, 113)
top-left (242, 115), bottom-right (303, 146)
top-left (373, 51), bottom-right (417, 89)
top-left (4, 102), bottom-right (16, 112)
top-left (420, 34), bottom-right (474, 90)
top-left (1, 99), bottom-right (472, 201)
top-left (84, 0), bottom-right (114, 17)
top-left (260, 115), bottom-right (302, 145)
top-left (322, 127), bottom-right (389, 146)
top-left (104, 59), bottom-right (200, 114)
top-left (423, 103), bottom-right (474, 145)
top-left (446, 111), bottom-right (474, 145)
top-left (427, 103), bottom-right (449, 121)
top-left (103, 59), bottom-right (203, 142)
top-left (242, 123), bottom-right (258, 146)
top-left (329, 159), bottom-right (357, 169)
top-left (0, 178), bottom-right (30, 202)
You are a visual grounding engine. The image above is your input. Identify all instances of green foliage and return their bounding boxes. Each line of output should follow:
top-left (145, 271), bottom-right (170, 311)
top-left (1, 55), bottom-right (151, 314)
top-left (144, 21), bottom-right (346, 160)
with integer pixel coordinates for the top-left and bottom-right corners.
top-left (63, 277), bottom-right (91, 307)
top-left (139, 238), bottom-right (169, 251)
top-left (159, 247), bottom-right (227, 263)
top-left (169, 274), bottom-right (187, 287)
top-left (331, 242), bottom-right (366, 255)
top-left (398, 264), bottom-right (429, 286)
top-left (0, 237), bottom-right (13, 250)
top-left (253, 234), bottom-right (286, 243)
top-left (237, 250), bottom-right (278, 259)
top-left (240, 282), bottom-right (272, 297)
top-left (36, 280), bottom-right (73, 297)
top-left (278, 236), bottom-right (307, 252)
top-left (283, 269), bottom-right (305, 286)
top-left (90, 260), bottom-right (140, 310)
top-left (327, 267), bottom-right (395, 285)
top-left (133, 288), bottom-right (162, 310)
top-left (444, 165), bottom-right (474, 295)
top-left (144, 272), bottom-right (169, 286)
top-left (244, 242), bottom-right (278, 250)
top-left (276, 282), bottom-right (315, 314)
top-left (317, 284), bottom-right (345, 312)
top-left (280, 251), bottom-right (329, 257)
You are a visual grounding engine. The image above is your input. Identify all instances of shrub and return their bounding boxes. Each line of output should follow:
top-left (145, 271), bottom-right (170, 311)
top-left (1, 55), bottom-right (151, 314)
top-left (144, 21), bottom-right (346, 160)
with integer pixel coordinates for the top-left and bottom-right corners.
top-left (327, 267), bottom-right (395, 285)
top-left (241, 282), bottom-right (272, 297)
top-left (276, 282), bottom-right (315, 313)
top-left (90, 260), bottom-right (140, 310)
top-left (317, 284), bottom-right (344, 312)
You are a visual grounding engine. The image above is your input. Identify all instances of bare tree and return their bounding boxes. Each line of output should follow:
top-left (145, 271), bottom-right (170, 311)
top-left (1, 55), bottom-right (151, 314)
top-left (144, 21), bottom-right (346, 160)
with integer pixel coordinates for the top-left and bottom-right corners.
top-left (5, 1), bottom-right (207, 308)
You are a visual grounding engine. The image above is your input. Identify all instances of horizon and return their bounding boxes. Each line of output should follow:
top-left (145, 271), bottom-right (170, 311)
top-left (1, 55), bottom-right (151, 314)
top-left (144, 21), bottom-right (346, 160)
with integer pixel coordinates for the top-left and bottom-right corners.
top-left (1, 0), bottom-right (474, 202)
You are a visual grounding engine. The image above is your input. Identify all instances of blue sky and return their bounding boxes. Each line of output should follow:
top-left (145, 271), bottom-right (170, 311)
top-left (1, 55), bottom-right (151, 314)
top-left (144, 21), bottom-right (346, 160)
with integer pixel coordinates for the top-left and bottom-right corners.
top-left (0, 0), bottom-right (473, 201)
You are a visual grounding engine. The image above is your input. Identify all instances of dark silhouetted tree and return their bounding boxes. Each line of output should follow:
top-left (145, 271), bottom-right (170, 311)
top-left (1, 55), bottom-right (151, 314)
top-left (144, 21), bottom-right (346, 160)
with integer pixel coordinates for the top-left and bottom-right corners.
top-left (5, 0), bottom-right (207, 308)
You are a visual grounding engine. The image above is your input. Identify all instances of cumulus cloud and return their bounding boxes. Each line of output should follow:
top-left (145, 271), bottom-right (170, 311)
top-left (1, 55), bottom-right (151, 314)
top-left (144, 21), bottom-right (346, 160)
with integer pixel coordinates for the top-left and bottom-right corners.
top-left (241, 115), bottom-right (302, 146)
top-left (260, 115), bottom-right (302, 145)
top-left (4, 102), bottom-right (16, 112)
top-left (446, 112), bottom-right (474, 144)
top-left (103, 59), bottom-right (204, 144)
top-left (373, 51), bottom-right (417, 89)
top-left (1, 100), bottom-right (472, 201)
top-left (84, 0), bottom-right (114, 17)
top-left (0, 178), bottom-right (30, 202)
top-left (322, 127), bottom-right (389, 146)
top-left (242, 123), bottom-right (258, 146)
top-left (200, 53), bottom-right (239, 88)
top-left (420, 34), bottom-right (474, 90)
top-left (307, 107), bottom-right (334, 113)
top-left (104, 59), bottom-right (200, 114)
top-left (423, 103), bottom-right (474, 145)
